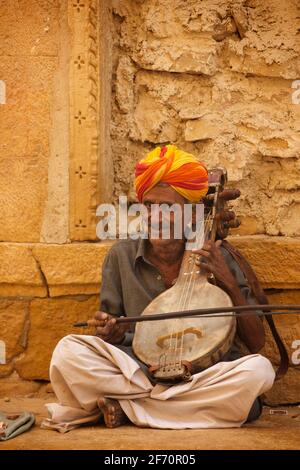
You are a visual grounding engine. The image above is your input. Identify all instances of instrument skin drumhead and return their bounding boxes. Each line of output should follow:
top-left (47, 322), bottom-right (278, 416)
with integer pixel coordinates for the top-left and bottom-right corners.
top-left (133, 281), bottom-right (236, 372)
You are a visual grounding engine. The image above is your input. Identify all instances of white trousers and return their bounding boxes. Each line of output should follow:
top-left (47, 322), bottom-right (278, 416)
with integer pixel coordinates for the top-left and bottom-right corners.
top-left (42, 334), bottom-right (275, 432)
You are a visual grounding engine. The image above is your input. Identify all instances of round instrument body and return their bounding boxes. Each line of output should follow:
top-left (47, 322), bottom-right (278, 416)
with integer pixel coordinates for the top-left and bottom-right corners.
top-left (133, 280), bottom-right (236, 372)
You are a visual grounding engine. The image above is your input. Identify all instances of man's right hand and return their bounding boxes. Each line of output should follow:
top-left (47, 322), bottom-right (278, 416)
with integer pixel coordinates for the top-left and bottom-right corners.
top-left (92, 311), bottom-right (128, 345)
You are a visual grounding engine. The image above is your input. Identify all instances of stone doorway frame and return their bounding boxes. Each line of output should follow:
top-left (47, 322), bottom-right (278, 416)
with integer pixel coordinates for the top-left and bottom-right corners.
top-left (68, 0), bottom-right (113, 241)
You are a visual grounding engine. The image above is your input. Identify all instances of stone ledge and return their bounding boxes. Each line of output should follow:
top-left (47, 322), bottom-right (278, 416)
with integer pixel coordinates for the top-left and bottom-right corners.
top-left (0, 242), bottom-right (113, 297)
top-left (0, 236), bottom-right (299, 297)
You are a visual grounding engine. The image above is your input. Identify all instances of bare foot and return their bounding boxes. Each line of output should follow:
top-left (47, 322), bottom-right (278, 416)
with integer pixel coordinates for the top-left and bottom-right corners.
top-left (97, 397), bottom-right (128, 428)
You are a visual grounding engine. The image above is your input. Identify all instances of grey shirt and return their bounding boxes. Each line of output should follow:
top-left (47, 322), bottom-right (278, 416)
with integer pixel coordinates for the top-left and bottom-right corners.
top-left (100, 238), bottom-right (259, 360)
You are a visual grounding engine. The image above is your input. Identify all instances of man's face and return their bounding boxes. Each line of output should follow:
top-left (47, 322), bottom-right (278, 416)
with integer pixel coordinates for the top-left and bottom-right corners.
top-left (142, 184), bottom-right (186, 247)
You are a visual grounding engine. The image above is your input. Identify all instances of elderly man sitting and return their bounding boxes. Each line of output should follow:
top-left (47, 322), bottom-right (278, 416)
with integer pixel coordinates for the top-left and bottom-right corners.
top-left (42, 145), bottom-right (275, 432)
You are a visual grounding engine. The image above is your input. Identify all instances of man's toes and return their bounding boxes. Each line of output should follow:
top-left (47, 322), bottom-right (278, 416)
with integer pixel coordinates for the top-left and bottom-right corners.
top-left (97, 397), bottom-right (127, 428)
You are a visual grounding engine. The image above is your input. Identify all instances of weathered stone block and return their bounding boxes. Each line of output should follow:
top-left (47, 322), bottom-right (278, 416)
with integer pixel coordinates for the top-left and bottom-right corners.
top-left (15, 296), bottom-right (99, 381)
top-left (112, 0), bottom-right (300, 239)
top-left (185, 119), bottom-right (220, 141)
top-left (263, 367), bottom-right (300, 406)
top-left (0, 155), bottom-right (48, 242)
top-left (130, 71), bottom-right (212, 143)
top-left (116, 56), bottom-right (136, 114)
top-left (134, 38), bottom-right (219, 76)
top-left (227, 49), bottom-right (299, 80)
top-left (0, 57), bottom-right (58, 242)
top-left (232, 216), bottom-right (265, 236)
top-left (0, 0), bottom-right (60, 56)
top-left (134, 68), bottom-right (212, 108)
top-left (0, 300), bottom-right (29, 369)
top-left (32, 243), bottom-right (113, 296)
top-left (263, 291), bottom-right (300, 366)
top-left (0, 244), bottom-right (46, 297)
top-left (0, 56), bottom-right (58, 157)
top-left (132, 93), bottom-right (179, 143)
top-left (226, 0), bottom-right (300, 80)
top-left (229, 236), bottom-right (300, 289)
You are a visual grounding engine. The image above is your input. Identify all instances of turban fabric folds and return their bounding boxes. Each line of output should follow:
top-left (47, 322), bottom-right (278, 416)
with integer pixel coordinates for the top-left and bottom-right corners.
top-left (134, 144), bottom-right (208, 203)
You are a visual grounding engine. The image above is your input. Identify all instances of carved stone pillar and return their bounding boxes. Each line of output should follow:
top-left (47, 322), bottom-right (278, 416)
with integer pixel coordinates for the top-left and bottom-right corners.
top-left (68, 0), bottom-right (112, 241)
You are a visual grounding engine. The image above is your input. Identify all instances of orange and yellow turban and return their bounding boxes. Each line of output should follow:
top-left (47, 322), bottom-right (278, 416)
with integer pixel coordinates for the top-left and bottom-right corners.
top-left (135, 144), bottom-right (208, 203)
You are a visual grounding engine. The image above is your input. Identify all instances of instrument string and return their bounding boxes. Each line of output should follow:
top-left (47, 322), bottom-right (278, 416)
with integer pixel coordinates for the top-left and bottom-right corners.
top-left (175, 207), bottom-right (213, 367)
top-left (179, 209), bottom-right (212, 310)
top-left (172, 251), bottom-right (195, 366)
top-left (165, 227), bottom-right (193, 367)
top-left (174, 254), bottom-right (195, 366)
top-left (177, 211), bottom-right (213, 366)
top-left (162, 200), bottom-right (214, 371)
top-left (167, 212), bottom-right (210, 367)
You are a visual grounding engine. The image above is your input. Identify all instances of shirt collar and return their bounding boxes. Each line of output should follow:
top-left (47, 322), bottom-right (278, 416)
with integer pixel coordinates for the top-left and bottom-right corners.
top-left (134, 238), bottom-right (149, 266)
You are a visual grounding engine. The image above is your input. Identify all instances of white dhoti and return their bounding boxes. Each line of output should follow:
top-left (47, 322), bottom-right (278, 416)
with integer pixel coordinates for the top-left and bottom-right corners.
top-left (41, 334), bottom-right (275, 432)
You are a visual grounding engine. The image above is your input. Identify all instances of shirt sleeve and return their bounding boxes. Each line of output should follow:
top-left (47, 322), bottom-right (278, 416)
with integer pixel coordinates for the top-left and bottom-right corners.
top-left (220, 246), bottom-right (263, 313)
top-left (99, 247), bottom-right (125, 317)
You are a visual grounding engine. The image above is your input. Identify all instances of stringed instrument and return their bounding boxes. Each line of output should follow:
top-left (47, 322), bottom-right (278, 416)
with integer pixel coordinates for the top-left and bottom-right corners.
top-left (132, 168), bottom-right (239, 382)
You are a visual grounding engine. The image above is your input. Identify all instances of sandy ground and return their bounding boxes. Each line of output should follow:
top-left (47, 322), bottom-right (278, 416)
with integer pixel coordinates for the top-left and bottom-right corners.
top-left (0, 395), bottom-right (299, 450)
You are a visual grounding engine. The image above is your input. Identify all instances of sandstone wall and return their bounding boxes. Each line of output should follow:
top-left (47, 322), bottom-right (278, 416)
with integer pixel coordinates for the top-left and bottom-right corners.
top-left (0, 0), bottom-right (69, 244)
top-left (111, 0), bottom-right (300, 237)
top-left (0, 0), bottom-right (299, 405)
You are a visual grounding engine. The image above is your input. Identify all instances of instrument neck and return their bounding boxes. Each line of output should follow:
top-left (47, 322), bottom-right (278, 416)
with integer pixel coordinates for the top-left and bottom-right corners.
top-left (176, 207), bottom-right (217, 286)
top-left (177, 248), bottom-right (213, 287)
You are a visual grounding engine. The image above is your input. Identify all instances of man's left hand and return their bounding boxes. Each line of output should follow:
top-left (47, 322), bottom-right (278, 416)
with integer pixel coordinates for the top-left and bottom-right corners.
top-left (193, 240), bottom-right (237, 294)
top-left (216, 188), bottom-right (241, 235)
